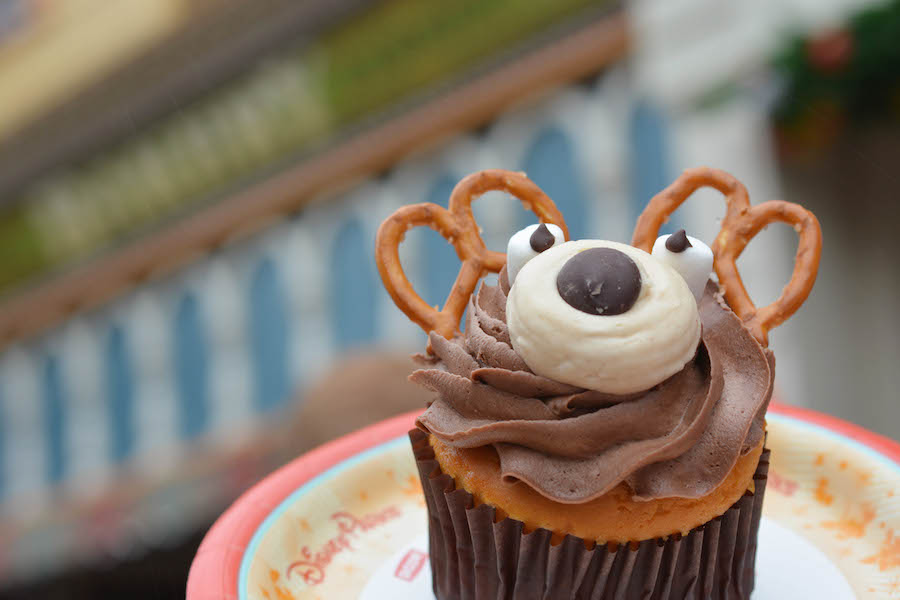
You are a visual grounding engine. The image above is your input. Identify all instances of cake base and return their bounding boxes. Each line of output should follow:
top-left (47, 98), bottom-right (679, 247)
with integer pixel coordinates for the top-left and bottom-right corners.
top-left (428, 433), bottom-right (765, 543)
top-left (411, 428), bottom-right (770, 600)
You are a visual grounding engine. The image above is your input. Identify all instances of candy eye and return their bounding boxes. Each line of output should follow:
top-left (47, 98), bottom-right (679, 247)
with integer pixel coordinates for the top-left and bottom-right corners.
top-left (556, 248), bottom-right (642, 315)
top-left (506, 223), bottom-right (565, 285)
top-left (651, 229), bottom-right (713, 302)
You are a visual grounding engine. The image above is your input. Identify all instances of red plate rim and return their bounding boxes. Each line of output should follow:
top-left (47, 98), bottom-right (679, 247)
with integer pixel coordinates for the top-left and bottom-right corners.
top-left (767, 401), bottom-right (900, 464)
top-left (186, 404), bottom-right (900, 600)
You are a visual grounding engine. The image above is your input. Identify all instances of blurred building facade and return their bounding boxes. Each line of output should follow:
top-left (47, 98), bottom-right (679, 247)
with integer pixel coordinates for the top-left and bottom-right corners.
top-left (0, 0), bottom-right (896, 593)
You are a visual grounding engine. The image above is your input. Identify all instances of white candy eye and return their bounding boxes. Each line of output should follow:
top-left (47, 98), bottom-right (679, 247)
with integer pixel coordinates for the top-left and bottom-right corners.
top-left (506, 223), bottom-right (565, 285)
top-left (651, 230), bottom-right (713, 303)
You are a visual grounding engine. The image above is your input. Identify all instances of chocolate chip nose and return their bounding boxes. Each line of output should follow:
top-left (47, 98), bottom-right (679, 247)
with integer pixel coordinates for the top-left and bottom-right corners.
top-left (556, 248), bottom-right (642, 315)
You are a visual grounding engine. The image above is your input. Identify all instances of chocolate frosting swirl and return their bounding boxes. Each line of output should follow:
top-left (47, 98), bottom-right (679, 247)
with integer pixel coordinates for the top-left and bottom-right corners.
top-left (413, 270), bottom-right (774, 504)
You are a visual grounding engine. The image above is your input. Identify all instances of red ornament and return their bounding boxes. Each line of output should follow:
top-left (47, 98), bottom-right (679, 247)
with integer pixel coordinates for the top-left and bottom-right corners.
top-left (807, 29), bottom-right (854, 73)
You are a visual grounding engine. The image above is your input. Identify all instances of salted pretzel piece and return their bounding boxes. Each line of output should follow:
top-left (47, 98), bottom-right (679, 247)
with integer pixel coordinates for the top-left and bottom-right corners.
top-left (631, 167), bottom-right (821, 346)
top-left (376, 169), bottom-right (569, 341)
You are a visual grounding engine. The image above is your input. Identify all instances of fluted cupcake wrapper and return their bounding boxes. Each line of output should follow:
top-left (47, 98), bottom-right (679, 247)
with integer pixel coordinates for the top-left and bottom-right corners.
top-left (410, 429), bottom-right (770, 600)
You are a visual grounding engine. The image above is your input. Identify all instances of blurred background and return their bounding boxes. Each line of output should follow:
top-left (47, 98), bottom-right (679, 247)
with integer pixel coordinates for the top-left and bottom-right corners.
top-left (0, 0), bottom-right (897, 597)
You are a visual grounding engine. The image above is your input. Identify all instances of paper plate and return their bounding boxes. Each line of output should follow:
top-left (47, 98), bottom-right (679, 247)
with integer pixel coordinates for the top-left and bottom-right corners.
top-left (187, 404), bottom-right (900, 599)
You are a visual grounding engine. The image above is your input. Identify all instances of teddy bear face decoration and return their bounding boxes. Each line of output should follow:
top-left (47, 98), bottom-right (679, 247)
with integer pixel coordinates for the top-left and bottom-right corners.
top-left (375, 167), bottom-right (821, 395)
top-left (506, 236), bottom-right (705, 395)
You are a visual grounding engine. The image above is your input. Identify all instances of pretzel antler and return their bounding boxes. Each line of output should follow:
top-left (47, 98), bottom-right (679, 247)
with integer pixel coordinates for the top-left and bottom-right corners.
top-left (376, 169), bottom-right (569, 340)
top-left (632, 167), bottom-right (822, 346)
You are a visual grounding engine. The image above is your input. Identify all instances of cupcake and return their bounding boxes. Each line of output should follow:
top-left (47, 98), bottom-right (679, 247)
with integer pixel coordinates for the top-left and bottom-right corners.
top-left (375, 168), bottom-right (821, 599)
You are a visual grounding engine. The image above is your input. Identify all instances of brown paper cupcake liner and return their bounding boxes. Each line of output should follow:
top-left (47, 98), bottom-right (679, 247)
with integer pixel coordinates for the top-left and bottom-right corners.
top-left (410, 429), bottom-right (770, 600)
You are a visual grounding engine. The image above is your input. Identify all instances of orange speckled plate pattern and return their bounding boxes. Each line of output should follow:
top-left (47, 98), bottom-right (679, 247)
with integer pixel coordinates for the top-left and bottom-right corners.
top-left (763, 408), bottom-right (900, 598)
top-left (187, 406), bottom-right (900, 600)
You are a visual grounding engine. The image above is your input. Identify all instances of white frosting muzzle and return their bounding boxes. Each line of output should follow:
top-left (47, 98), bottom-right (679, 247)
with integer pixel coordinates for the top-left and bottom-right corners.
top-left (507, 240), bottom-right (701, 394)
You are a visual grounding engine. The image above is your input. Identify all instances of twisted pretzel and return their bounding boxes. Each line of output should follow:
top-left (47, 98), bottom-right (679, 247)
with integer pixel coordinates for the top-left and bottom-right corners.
top-left (632, 167), bottom-right (822, 346)
top-left (376, 169), bottom-right (569, 340)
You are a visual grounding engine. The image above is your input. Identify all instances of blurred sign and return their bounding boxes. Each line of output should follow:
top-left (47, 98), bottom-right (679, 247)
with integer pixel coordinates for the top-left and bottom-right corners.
top-left (0, 0), bottom-right (191, 140)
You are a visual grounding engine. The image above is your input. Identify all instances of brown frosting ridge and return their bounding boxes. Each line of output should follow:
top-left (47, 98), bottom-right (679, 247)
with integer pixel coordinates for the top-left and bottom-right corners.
top-left (412, 271), bottom-right (774, 504)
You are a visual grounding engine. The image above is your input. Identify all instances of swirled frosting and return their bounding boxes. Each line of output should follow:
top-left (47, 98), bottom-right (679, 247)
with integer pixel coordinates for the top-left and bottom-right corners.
top-left (412, 269), bottom-right (774, 504)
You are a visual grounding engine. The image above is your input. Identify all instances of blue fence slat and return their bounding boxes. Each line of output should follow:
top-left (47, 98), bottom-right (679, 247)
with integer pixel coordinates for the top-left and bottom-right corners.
top-left (521, 128), bottom-right (588, 240)
top-left (106, 326), bottom-right (135, 462)
top-left (250, 259), bottom-right (290, 412)
top-left (331, 219), bottom-right (376, 349)
top-left (174, 294), bottom-right (209, 439)
top-left (42, 356), bottom-right (66, 483)
top-left (628, 100), bottom-right (675, 231)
